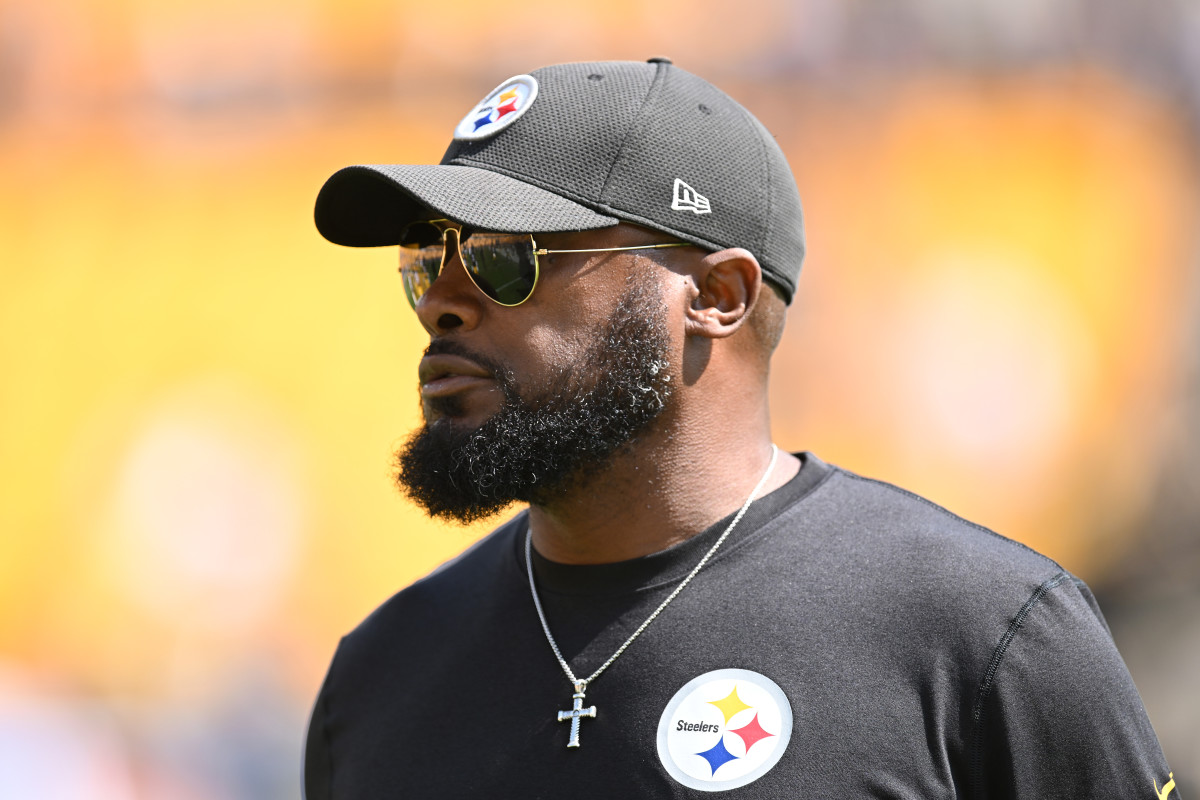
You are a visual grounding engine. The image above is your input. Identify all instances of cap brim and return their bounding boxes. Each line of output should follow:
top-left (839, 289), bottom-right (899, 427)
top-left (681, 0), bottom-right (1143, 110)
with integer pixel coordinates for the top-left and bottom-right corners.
top-left (315, 164), bottom-right (619, 246)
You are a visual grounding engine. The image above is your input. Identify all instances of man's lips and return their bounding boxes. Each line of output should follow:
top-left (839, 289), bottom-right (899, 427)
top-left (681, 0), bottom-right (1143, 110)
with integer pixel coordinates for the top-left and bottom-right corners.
top-left (418, 353), bottom-right (495, 398)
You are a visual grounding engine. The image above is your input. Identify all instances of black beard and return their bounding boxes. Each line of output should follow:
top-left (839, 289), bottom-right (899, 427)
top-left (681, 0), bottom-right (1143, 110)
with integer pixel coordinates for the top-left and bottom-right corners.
top-left (394, 277), bottom-right (674, 524)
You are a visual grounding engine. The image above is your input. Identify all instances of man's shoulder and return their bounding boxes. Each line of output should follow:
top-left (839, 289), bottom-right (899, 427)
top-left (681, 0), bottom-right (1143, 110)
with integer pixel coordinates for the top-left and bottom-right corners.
top-left (766, 460), bottom-right (1108, 675)
top-left (772, 459), bottom-right (1091, 642)
top-left (804, 461), bottom-right (1066, 584)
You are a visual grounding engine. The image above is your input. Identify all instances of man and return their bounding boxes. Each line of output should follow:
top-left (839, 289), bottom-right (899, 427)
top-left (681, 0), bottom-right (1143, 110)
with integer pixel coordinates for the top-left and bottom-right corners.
top-left (305, 59), bottom-right (1176, 798)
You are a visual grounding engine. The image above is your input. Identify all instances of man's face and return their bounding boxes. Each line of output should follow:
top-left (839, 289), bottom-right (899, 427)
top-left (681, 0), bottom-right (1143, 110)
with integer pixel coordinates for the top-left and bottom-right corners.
top-left (394, 224), bottom-right (682, 523)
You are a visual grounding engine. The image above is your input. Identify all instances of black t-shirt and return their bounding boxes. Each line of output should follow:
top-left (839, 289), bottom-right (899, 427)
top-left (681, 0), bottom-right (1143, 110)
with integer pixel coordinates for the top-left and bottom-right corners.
top-left (304, 454), bottom-right (1175, 798)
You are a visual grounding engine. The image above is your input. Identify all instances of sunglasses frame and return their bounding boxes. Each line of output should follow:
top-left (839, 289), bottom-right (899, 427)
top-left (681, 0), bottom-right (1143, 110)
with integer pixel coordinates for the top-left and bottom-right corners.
top-left (399, 219), bottom-right (692, 308)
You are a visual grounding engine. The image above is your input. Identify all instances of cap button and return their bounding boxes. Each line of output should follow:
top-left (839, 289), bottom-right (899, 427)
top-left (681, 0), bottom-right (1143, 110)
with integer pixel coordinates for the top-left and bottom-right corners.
top-left (646, 56), bottom-right (673, 65)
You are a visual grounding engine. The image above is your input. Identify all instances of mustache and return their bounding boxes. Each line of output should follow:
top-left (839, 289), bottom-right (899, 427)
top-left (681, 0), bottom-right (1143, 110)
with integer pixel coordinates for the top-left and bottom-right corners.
top-left (421, 341), bottom-right (519, 416)
top-left (423, 339), bottom-right (509, 379)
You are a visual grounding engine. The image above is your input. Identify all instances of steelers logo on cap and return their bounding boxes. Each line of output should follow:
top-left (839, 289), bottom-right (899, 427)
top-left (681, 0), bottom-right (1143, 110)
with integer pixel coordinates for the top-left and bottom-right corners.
top-left (453, 74), bottom-right (539, 142)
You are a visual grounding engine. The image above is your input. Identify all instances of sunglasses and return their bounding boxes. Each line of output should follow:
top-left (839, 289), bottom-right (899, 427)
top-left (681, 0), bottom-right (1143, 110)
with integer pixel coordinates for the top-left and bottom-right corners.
top-left (399, 219), bottom-right (691, 308)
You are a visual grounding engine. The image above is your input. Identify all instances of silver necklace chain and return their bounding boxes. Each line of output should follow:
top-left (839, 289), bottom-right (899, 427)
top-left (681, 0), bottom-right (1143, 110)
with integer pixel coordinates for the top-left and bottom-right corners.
top-left (524, 445), bottom-right (780, 695)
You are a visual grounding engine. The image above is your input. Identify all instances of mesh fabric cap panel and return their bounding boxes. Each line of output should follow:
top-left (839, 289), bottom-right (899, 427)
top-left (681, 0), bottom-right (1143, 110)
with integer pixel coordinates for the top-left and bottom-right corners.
top-left (745, 112), bottom-right (805, 298)
top-left (442, 60), bottom-right (804, 299)
top-left (442, 62), bottom-right (657, 209)
top-left (600, 66), bottom-right (804, 300)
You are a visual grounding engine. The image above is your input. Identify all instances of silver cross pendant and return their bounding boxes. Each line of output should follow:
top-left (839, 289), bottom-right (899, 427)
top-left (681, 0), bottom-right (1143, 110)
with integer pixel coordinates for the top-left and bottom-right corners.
top-left (557, 682), bottom-right (597, 748)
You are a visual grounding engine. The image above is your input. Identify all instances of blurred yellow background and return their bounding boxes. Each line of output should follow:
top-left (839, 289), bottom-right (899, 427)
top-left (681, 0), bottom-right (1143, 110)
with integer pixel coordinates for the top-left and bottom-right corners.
top-left (2, 0), bottom-right (1197, 796)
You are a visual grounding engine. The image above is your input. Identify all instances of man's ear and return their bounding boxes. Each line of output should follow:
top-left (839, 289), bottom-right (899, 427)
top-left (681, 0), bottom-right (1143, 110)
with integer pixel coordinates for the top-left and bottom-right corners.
top-left (683, 248), bottom-right (763, 339)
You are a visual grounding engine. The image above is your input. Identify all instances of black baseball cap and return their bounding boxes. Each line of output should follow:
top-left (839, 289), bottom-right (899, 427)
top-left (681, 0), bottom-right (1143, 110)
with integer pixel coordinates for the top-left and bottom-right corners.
top-left (315, 58), bottom-right (806, 302)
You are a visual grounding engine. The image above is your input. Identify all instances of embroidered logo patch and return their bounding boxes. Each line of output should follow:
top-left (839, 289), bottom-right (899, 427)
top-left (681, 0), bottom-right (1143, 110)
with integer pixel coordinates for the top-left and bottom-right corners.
top-left (671, 178), bottom-right (711, 214)
top-left (656, 669), bottom-right (792, 792)
top-left (453, 74), bottom-right (538, 141)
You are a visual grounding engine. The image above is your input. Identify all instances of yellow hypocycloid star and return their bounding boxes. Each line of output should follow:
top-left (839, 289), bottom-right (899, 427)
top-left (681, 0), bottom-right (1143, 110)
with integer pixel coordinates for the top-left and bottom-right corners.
top-left (708, 686), bottom-right (752, 725)
top-left (498, 89), bottom-right (519, 103)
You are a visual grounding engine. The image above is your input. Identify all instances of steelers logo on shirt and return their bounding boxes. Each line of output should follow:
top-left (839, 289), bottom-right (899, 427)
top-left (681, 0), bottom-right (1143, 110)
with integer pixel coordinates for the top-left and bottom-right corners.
top-left (656, 668), bottom-right (792, 792)
top-left (452, 74), bottom-right (538, 141)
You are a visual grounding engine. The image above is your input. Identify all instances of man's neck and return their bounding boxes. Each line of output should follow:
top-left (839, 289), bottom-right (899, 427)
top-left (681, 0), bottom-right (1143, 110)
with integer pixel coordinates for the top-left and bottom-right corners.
top-left (526, 428), bottom-right (800, 565)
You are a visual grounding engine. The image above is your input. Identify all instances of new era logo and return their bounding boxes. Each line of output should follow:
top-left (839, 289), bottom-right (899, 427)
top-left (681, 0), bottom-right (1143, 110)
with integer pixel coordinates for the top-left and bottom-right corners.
top-left (671, 178), bottom-right (711, 215)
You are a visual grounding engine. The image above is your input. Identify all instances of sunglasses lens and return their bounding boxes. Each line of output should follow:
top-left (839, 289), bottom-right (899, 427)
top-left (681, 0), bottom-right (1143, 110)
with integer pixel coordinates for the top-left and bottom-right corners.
top-left (398, 222), bottom-right (445, 308)
top-left (398, 223), bottom-right (539, 308)
top-left (459, 233), bottom-right (538, 306)
top-left (400, 249), bottom-right (441, 308)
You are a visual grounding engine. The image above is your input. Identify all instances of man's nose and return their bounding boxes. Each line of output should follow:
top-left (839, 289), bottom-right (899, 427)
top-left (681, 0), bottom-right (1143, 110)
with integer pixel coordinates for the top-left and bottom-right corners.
top-left (413, 239), bottom-right (485, 336)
